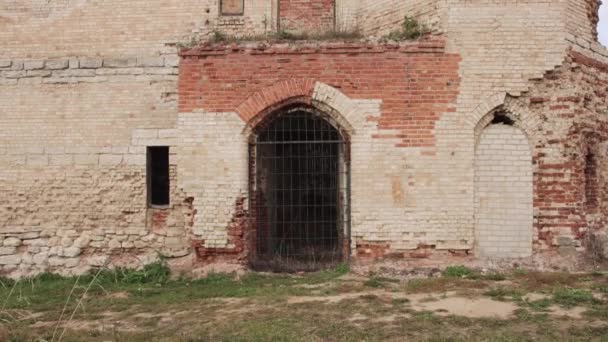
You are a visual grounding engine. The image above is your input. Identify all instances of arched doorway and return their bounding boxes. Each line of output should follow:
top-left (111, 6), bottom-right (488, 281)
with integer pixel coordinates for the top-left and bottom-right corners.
top-left (249, 106), bottom-right (350, 271)
top-left (475, 116), bottom-right (533, 259)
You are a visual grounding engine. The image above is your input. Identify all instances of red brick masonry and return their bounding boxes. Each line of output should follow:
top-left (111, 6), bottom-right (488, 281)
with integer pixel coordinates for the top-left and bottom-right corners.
top-left (179, 39), bottom-right (461, 148)
top-left (278, 0), bottom-right (335, 32)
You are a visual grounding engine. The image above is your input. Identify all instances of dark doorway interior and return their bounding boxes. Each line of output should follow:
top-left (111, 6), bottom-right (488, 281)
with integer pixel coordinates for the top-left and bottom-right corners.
top-left (251, 108), bottom-right (348, 271)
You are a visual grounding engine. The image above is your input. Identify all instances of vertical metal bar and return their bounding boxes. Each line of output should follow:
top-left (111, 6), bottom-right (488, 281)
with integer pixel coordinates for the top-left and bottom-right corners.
top-left (251, 109), bottom-right (349, 270)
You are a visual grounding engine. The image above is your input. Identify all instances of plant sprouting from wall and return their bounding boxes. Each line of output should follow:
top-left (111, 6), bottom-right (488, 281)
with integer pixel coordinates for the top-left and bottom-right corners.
top-left (177, 28), bottom-right (364, 48)
top-left (385, 16), bottom-right (429, 41)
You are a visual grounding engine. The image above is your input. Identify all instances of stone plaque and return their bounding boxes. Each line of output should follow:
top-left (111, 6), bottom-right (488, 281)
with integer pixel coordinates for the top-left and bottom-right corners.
top-left (220, 0), bottom-right (244, 15)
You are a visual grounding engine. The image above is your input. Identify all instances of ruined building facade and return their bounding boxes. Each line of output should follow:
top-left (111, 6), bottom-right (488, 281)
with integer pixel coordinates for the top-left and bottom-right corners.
top-left (1, 0), bottom-right (607, 277)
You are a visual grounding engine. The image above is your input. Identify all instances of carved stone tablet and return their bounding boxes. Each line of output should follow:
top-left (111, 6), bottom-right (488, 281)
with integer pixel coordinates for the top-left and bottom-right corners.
top-left (220, 0), bottom-right (244, 15)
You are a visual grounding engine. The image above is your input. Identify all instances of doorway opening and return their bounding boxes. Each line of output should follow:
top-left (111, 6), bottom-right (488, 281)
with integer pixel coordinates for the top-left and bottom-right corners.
top-left (250, 106), bottom-right (350, 272)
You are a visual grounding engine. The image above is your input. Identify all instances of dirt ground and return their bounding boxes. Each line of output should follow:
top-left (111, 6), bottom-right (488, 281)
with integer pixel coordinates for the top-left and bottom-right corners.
top-left (2, 265), bottom-right (608, 341)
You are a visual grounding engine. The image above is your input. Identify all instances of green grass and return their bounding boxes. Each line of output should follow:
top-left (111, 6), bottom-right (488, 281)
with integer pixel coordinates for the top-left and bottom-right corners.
top-left (385, 16), bottom-right (430, 41)
top-left (363, 276), bottom-right (399, 288)
top-left (552, 287), bottom-right (598, 308)
top-left (3, 267), bottom-right (608, 341)
top-left (0, 262), bottom-right (351, 313)
top-left (442, 265), bottom-right (477, 278)
top-left (197, 29), bottom-right (364, 46)
top-left (526, 298), bottom-right (553, 311)
top-left (483, 287), bottom-right (524, 302)
top-left (483, 272), bottom-right (507, 281)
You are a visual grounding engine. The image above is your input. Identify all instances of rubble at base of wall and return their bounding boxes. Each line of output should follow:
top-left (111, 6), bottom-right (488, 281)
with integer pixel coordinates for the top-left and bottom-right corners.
top-left (1, 228), bottom-right (601, 279)
top-left (351, 250), bottom-right (605, 278)
top-left (0, 227), bottom-right (192, 279)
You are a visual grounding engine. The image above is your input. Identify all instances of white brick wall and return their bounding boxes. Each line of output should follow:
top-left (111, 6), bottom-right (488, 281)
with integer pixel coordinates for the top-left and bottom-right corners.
top-left (475, 124), bottom-right (533, 258)
top-left (176, 112), bottom-right (248, 247)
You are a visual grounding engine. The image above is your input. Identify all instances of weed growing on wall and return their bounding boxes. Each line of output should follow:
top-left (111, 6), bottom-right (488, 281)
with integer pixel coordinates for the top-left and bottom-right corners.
top-left (178, 29), bottom-right (364, 48)
top-left (385, 16), bottom-right (429, 41)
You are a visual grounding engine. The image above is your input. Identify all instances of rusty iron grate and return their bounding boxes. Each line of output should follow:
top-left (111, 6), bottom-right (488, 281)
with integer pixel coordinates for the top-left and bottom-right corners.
top-left (250, 108), bottom-right (350, 272)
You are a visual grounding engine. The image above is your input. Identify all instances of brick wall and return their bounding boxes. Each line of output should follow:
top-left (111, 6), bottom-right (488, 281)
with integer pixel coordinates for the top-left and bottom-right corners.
top-left (0, 0), bottom-right (273, 59)
top-left (0, 0), bottom-right (607, 277)
top-left (504, 50), bottom-right (608, 255)
top-left (356, 0), bottom-right (442, 35)
top-left (180, 40), bottom-right (461, 148)
top-left (566, 0), bottom-right (602, 45)
top-left (278, 0), bottom-right (335, 33)
top-left (475, 124), bottom-right (533, 258)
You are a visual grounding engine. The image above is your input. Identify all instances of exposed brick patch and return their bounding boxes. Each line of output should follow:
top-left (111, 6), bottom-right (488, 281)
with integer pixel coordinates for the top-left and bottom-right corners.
top-left (571, 50), bottom-right (608, 74)
top-left (179, 40), bottom-right (461, 148)
top-left (192, 197), bottom-right (248, 262)
top-left (584, 147), bottom-right (599, 213)
top-left (516, 51), bottom-right (608, 250)
top-left (408, 244), bottom-right (436, 259)
top-left (279, 0), bottom-right (335, 33)
top-left (355, 241), bottom-right (389, 259)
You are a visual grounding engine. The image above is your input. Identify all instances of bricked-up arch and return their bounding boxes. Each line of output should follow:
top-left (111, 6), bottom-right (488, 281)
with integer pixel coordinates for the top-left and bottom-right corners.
top-left (278, 0), bottom-right (336, 33)
top-left (474, 111), bottom-right (533, 259)
top-left (249, 104), bottom-right (350, 271)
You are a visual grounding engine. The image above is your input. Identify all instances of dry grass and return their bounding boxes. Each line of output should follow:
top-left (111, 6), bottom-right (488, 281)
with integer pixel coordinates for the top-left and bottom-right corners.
top-left (2, 265), bottom-right (608, 341)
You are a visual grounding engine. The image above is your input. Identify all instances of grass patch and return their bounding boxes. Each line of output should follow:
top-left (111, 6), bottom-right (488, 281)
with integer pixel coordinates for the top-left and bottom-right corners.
top-left (406, 276), bottom-right (487, 294)
top-left (483, 272), bottom-right (507, 281)
top-left (392, 298), bottom-right (410, 305)
top-left (514, 271), bottom-right (579, 290)
top-left (179, 29), bottom-right (365, 48)
top-left (483, 287), bottom-right (524, 302)
top-left (526, 298), bottom-right (553, 312)
top-left (0, 262), bottom-right (350, 313)
top-left (552, 287), bottom-right (598, 308)
top-left (5, 268), bottom-right (608, 341)
top-left (584, 304), bottom-right (608, 320)
top-left (442, 265), bottom-right (477, 278)
top-left (363, 276), bottom-right (399, 288)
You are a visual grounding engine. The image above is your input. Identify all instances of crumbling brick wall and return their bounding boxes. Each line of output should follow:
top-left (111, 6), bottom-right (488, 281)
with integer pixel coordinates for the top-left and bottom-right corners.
top-left (502, 49), bottom-right (608, 257)
top-left (566, 0), bottom-right (603, 43)
top-left (0, 0), bottom-right (607, 278)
